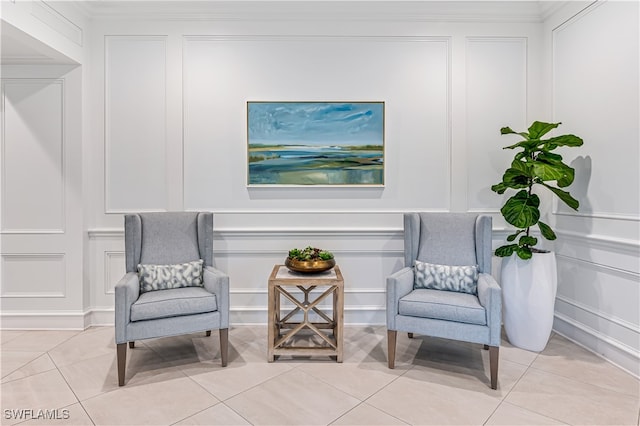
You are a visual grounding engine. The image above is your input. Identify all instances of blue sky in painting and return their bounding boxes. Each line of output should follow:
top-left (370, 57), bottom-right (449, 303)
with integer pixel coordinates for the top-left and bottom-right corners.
top-left (248, 102), bottom-right (384, 146)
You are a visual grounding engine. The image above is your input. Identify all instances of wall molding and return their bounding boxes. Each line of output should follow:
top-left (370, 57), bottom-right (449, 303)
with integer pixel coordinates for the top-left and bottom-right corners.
top-left (231, 287), bottom-right (386, 295)
top-left (0, 253), bottom-right (66, 298)
top-left (555, 230), bottom-right (640, 255)
top-left (85, 2), bottom-right (546, 23)
top-left (104, 35), bottom-right (168, 214)
top-left (555, 295), bottom-right (640, 335)
top-left (554, 312), bottom-right (640, 379)
top-left (0, 305), bottom-right (385, 330)
top-left (0, 311), bottom-right (87, 330)
top-left (1, 78), bottom-right (66, 234)
top-left (556, 253), bottom-right (640, 278)
top-left (31, 0), bottom-right (83, 46)
top-left (104, 251), bottom-right (124, 295)
top-left (553, 210), bottom-right (640, 222)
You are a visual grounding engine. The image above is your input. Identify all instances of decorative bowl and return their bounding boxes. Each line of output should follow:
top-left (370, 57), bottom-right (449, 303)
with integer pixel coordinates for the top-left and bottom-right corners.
top-left (284, 257), bottom-right (336, 273)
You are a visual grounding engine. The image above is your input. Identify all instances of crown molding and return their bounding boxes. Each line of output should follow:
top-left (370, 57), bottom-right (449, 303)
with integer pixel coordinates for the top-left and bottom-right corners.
top-left (78, 1), bottom-right (551, 23)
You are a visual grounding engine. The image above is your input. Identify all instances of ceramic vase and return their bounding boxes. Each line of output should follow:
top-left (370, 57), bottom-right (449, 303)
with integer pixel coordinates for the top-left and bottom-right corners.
top-left (501, 251), bottom-right (557, 352)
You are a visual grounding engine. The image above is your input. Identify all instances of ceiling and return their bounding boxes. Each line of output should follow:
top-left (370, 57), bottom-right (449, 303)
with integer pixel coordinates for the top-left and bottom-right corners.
top-left (1, 20), bottom-right (77, 65)
top-left (0, 1), bottom-right (568, 66)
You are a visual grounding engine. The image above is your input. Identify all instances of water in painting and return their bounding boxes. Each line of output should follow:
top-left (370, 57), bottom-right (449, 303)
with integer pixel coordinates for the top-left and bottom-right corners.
top-left (247, 102), bottom-right (384, 185)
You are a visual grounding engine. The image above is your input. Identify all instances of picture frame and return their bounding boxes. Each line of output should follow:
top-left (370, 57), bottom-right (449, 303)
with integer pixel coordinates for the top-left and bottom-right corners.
top-left (247, 101), bottom-right (385, 186)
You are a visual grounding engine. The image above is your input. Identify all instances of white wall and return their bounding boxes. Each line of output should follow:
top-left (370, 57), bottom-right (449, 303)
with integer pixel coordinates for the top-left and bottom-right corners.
top-left (546, 1), bottom-right (640, 377)
top-left (0, 65), bottom-right (85, 328)
top-left (2, 0), bottom-right (637, 377)
top-left (0, 0), bottom-right (87, 328)
top-left (83, 10), bottom-right (541, 327)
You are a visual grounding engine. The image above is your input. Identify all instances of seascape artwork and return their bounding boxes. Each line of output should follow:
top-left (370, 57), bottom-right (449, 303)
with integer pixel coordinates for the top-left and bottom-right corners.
top-left (247, 102), bottom-right (384, 186)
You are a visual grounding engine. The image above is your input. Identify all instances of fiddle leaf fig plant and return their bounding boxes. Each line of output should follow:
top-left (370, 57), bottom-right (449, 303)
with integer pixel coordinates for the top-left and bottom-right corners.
top-left (491, 121), bottom-right (583, 260)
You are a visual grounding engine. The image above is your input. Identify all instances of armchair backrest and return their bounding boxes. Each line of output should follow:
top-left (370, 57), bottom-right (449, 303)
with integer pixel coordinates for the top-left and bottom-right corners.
top-left (404, 213), bottom-right (492, 274)
top-left (124, 212), bottom-right (214, 272)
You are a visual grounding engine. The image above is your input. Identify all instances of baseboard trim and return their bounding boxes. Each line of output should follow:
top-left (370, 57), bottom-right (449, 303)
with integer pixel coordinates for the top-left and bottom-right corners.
top-left (554, 312), bottom-right (640, 379)
top-left (1, 306), bottom-right (387, 330)
top-left (0, 311), bottom-right (87, 330)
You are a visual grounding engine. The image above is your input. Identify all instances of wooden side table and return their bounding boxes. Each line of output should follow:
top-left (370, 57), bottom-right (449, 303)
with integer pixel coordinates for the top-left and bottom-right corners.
top-left (267, 264), bottom-right (344, 362)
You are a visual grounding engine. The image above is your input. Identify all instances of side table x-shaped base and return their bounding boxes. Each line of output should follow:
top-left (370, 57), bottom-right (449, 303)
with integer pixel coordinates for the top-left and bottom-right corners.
top-left (268, 265), bottom-right (344, 362)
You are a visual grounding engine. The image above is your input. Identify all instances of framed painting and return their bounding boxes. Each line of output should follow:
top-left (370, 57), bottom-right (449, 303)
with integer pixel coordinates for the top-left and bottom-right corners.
top-left (247, 101), bottom-right (384, 186)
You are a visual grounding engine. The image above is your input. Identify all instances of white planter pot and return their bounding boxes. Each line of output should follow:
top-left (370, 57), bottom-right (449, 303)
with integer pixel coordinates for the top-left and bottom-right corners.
top-left (501, 251), bottom-right (557, 352)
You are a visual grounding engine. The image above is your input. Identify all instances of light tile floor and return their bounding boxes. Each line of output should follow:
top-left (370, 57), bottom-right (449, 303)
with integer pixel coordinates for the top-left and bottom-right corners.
top-left (1, 326), bottom-right (639, 425)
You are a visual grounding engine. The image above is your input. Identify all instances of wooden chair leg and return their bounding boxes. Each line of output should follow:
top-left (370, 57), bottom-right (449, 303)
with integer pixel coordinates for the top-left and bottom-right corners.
top-left (117, 343), bottom-right (127, 386)
top-left (387, 330), bottom-right (397, 369)
top-left (408, 332), bottom-right (414, 339)
top-left (206, 330), bottom-right (211, 337)
top-left (129, 341), bottom-right (135, 349)
top-left (219, 328), bottom-right (228, 367)
top-left (489, 346), bottom-right (499, 390)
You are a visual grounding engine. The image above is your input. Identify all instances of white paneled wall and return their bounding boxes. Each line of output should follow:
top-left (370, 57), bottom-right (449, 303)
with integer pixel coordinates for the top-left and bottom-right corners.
top-left (1, 65), bottom-right (84, 328)
top-left (2, 0), bottom-right (637, 378)
top-left (84, 16), bottom-right (543, 330)
top-left (182, 36), bottom-right (450, 211)
top-left (465, 37), bottom-right (528, 212)
top-left (105, 36), bottom-right (168, 213)
top-left (549, 1), bottom-right (640, 377)
top-left (1, 79), bottom-right (65, 232)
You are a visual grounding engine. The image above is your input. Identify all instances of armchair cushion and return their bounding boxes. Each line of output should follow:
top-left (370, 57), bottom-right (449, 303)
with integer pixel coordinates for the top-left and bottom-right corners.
top-left (130, 286), bottom-right (217, 322)
top-left (398, 289), bottom-right (487, 325)
top-left (413, 260), bottom-right (478, 295)
top-left (137, 259), bottom-right (204, 293)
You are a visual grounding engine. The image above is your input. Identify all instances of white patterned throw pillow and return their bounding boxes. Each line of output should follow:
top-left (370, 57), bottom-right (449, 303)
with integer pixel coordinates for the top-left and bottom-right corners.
top-left (413, 260), bottom-right (478, 295)
top-left (137, 259), bottom-right (204, 293)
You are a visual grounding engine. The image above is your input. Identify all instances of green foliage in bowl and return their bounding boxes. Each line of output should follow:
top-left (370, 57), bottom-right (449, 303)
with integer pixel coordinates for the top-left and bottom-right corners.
top-left (288, 246), bottom-right (334, 261)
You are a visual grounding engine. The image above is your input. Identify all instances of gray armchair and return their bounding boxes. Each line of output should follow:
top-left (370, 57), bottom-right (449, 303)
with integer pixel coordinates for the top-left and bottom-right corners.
top-left (386, 213), bottom-right (501, 389)
top-left (115, 212), bottom-right (229, 386)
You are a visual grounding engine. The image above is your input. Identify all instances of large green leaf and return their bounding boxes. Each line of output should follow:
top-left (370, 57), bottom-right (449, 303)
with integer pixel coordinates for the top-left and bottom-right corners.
top-left (507, 230), bottom-right (525, 242)
top-left (519, 235), bottom-right (538, 247)
top-left (543, 134), bottom-right (584, 149)
top-left (537, 151), bottom-right (563, 162)
top-left (538, 221), bottom-right (557, 240)
top-left (535, 153), bottom-right (575, 187)
top-left (516, 245), bottom-right (533, 260)
top-left (532, 162), bottom-right (574, 187)
top-left (502, 168), bottom-right (530, 188)
top-left (491, 182), bottom-right (507, 194)
top-left (511, 159), bottom-right (532, 174)
top-left (528, 121), bottom-right (561, 139)
top-left (501, 190), bottom-right (540, 228)
top-left (504, 138), bottom-right (542, 152)
top-left (500, 127), bottom-right (529, 139)
top-left (495, 244), bottom-right (518, 257)
top-left (541, 183), bottom-right (580, 210)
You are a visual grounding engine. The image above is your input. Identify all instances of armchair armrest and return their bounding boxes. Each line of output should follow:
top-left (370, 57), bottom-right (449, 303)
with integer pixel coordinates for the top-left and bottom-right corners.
top-left (204, 266), bottom-right (230, 328)
top-left (114, 272), bottom-right (140, 344)
top-left (386, 267), bottom-right (415, 330)
top-left (477, 273), bottom-right (502, 347)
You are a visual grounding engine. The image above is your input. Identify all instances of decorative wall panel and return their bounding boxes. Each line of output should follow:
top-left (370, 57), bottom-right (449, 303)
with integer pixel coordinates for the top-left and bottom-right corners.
top-left (1, 79), bottom-right (64, 233)
top-left (465, 37), bottom-right (527, 212)
top-left (182, 36), bottom-right (450, 211)
top-left (105, 36), bottom-right (167, 212)
top-left (1, 254), bottom-right (66, 298)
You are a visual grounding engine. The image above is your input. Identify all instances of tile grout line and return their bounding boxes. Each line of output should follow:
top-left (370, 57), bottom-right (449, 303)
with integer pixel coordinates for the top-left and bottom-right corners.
top-left (489, 350), bottom-right (572, 426)
top-left (0, 352), bottom-right (51, 384)
top-left (46, 342), bottom-right (98, 426)
top-left (349, 362), bottom-right (417, 426)
top-left (175, 363), bottom-right (257, 425)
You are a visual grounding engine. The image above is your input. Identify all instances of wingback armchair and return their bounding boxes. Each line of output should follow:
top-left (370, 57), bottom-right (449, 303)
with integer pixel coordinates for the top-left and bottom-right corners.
top-left (386, 213), bottom-right (501, 389)
top-left (115, 212), bottom-right (229, 386)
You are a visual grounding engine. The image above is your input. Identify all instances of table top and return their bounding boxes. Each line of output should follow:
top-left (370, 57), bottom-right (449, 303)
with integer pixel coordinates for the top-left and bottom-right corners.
top-left (269, 264), bottom-right (343, 285)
